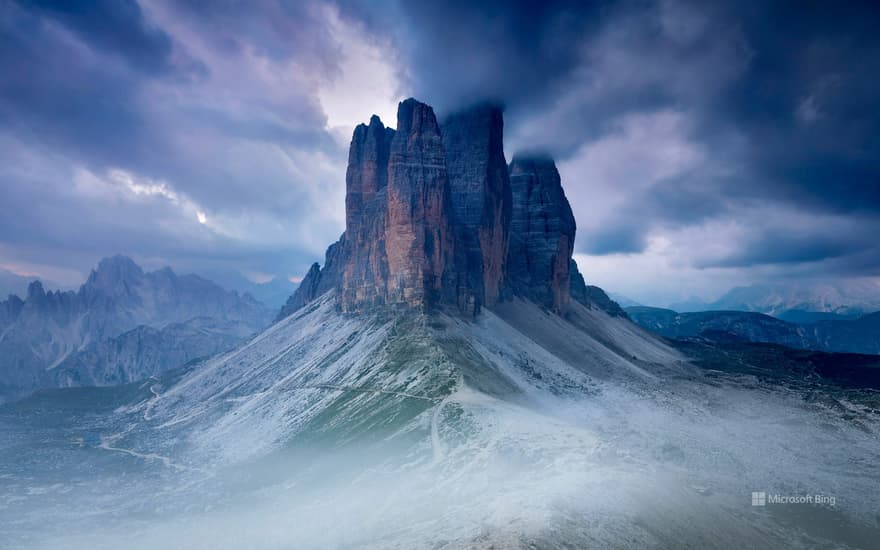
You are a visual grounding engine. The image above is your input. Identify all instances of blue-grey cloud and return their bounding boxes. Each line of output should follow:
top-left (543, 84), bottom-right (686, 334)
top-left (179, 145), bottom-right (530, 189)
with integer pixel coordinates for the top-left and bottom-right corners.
top-left (0, 0), bottom-right (354, 286)
top-left (363, 0), bottom-right (880, 275)
top-left (23, 0), bottom-right (175, 73)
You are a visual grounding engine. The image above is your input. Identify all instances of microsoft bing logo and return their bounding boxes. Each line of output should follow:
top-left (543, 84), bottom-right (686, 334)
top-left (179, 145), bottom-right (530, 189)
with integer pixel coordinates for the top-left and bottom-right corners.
top-left (750, 491), bottom-right (836, 507)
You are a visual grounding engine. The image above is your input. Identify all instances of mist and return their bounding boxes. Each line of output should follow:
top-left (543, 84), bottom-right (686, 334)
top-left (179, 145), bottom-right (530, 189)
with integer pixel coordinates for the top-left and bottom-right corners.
top-left (2, 301), bottom-right (877, 548)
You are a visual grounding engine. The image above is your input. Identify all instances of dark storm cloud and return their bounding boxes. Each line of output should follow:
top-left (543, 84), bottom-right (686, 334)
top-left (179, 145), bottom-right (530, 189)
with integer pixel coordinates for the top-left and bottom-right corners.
top-left (168, 0), bottom-right (338, 66)
top-left (347, 0), bottom-right (880, 273)
top-left (707, 231), bottom-right (874, 269)
top-left (391, 0), bottom-right (607, 111)
top-left (0, 0), bottom-right (350, 285)
top-left (21, 0), bottom-right (175, 74)
top-left (1, 1), bottom-right (157, 167)
top-left (706, 1), bottom-right (880, 216)
top-left (580, 225), bottom-right (645, 256)
top-left (1, 0), bottom-right (335, 177)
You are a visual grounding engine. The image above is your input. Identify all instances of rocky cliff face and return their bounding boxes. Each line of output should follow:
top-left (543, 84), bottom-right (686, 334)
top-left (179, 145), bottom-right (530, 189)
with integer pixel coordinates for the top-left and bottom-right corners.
top-left (505, 155), bottom-right (576, 311)
top-left (380, 98), bottom-right (458, 311)
top-left (284, 100), bottom-right (461, 315)
top-left (442, 103), bottom-right (511, 312)
top-left (569, 259), bottom-right (628, 318)
top-left (281, 98), bottom-right (617, 318)
top-left (340, 116), bottom-right (393, 310)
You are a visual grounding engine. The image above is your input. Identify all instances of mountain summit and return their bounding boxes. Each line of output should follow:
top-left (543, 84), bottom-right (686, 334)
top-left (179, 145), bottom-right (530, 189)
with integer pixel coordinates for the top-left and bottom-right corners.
top-left (280, 98), bottom-right (620, 319)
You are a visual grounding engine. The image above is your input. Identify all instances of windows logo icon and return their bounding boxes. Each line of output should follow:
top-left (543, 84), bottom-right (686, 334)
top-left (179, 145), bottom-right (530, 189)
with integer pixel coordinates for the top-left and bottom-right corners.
top-left (752, 492), bottom-right (766, 506)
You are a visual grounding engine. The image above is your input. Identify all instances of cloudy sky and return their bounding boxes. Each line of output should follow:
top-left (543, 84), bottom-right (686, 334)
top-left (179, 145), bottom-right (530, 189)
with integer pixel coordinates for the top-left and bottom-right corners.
top-left (1, 0), bottom-right (878, 306)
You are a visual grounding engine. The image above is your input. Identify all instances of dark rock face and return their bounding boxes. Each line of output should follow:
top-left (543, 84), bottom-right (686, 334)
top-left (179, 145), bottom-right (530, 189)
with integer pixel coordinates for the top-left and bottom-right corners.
top-left (284, 99), bottom-right (461, 314)
top-left (345, 115), bottom-right (394, 231)
top-left (278, 238), bottom-right (346, 320)
top-left (277, 263), bottom-right (322, 320)
top-left (340, 116), bottom-right (394, 310)
top-left (569, 259), bottom-right (628, 318)
top-left (505, 155), bottom-right (576, 311)
top-left (281, 97), bottom-right (618, 320)
top-left (442, 104), bottom-right (511, 313)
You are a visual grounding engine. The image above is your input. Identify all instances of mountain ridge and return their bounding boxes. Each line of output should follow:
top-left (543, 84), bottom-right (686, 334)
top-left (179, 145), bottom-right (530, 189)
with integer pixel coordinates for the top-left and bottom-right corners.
top-left (670, 280), bottom-right (880, 319)
top-left (627, 305), bottom-right (880, 355)
top-left (0, 255), bottom-right (273, 402)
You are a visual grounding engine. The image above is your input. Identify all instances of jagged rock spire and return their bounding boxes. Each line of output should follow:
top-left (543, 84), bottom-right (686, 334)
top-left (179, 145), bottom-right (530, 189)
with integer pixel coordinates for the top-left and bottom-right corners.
top-left (382, 98), bottom-right (457, 310)
top-left (340, 114), bottom-right (394, 310)
top-left (281, 98), bottom-right (617, 318)
top-left (505, 155), bottom-right (576, 311)
top-left (345, 115), bottom-right (394, 233)
top-left (442, 103), bottom-right (511, 312)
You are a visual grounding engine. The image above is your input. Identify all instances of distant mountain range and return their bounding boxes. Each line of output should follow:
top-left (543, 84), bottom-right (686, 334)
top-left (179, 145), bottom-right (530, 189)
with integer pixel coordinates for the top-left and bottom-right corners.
top-left (0, 255), bottom-right (273, 402)
top-left (627, 306), bottom-right (880, 355)
top-left (0, 268), bottom-right (65, 300)
top-left (195, 269), bottom-right (298, 309)
top-left (608, 292), bottom-right (642, 308)
top-left (668, 281), bottom-right (880, 321)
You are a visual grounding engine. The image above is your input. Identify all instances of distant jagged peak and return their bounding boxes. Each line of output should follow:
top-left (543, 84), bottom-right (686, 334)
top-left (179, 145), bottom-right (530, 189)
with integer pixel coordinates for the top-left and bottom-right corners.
top-left (95, 254), bottom-right (143, 275)
top-left (85, 254), bottom-right (145, 291)
top-left (26, 280), bottom-right (46, 300)
top-left (153, 265), bottom-right (177, 278)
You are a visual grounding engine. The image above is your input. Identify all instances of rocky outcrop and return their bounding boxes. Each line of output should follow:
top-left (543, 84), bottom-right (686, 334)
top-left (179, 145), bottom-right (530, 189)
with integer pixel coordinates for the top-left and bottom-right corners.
top-left (277, 263), bottom-right (322, 320)
top-left (277, 236), bottom-right (348, 321)
top-left (380, 98), bottom-right (458, 311)
top-left (345, 116), bottom-right (394, 230)
top-left (505, 155), bottom-right (576, 311)
top-left (442, 103), bottom-right (511, 313)
top-left (298, 99), bottom-right (461, 314)
top-left (340, 116), bottom-right (394, 309)
top-left (569, 259), bottom-right (627, 318)
top-left (281, 97), bottom-right (617, 320)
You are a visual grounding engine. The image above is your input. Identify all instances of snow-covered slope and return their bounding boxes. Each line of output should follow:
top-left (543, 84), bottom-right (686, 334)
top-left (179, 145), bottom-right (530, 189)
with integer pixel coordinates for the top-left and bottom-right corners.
top-left (2, 292), bottom-right (878, 549)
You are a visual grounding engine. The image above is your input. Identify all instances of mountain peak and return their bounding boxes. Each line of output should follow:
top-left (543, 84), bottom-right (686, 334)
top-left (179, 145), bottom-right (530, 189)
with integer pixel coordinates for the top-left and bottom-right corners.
top-left (94, 254), bottom-right (143, 279)
top-left (282, 98), bottom-right (597, 317)
top-left (1, 254), bottom-right (274, 403)
top-left (506, 155), bottom-right (576, 310)
top-left (26, 280), bottom-right (45, 300)
top-left (82, 255), bottom-right (145, 299)
top-left (395, 97), bottom-right (441, 136)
